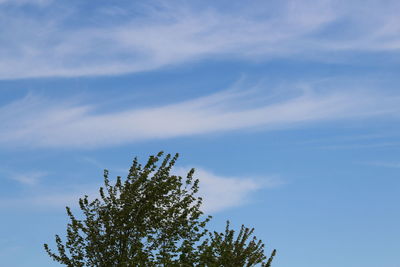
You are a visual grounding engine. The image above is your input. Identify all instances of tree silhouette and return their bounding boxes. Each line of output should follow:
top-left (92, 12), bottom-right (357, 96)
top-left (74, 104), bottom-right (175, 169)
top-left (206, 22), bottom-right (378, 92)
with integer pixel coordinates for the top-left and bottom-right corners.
top-left (44, 152), bottom-right (275, 266)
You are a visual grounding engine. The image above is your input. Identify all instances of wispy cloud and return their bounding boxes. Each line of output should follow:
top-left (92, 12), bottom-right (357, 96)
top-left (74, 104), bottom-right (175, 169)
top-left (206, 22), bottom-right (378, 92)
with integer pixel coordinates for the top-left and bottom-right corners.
top-left (0, 167), bottom-right (279, 213)
top-left (9, 171), bottom-right (47, 185)
top-left (0, 0), bottom-right (50, 5)
top-left (0, 0), bottom-right (399, 79)
top-left (1, 85), bottom-right (399, 148)
top-left (1, 169), bottom-right (47, 185)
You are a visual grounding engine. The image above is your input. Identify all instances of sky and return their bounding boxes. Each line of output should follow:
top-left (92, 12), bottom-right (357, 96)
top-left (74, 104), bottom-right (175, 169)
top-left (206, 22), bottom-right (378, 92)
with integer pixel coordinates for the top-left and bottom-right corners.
top-left (0, 0), bottom-right (399, 266)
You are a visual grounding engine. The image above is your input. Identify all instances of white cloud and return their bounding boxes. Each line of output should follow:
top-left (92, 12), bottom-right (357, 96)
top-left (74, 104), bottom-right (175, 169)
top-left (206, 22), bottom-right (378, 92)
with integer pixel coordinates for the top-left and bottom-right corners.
top-left (175, 167), bottom-right (282, 213)
top-left (0, 0), bottom-right (50, 5)
top-left (0, 86), bottom-right (399, 148)
top-left (0, 0), bottom-right (399, 79)
top-left (1, 169), bottom-right (47, 185)
top-left (9, 171), bottom-right (47, 185)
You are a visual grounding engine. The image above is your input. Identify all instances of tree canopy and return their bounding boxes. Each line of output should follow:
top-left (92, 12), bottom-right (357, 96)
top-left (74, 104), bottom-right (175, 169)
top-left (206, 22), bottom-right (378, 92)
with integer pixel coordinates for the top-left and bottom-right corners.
top-left (44, 152), bottom-right (276, 266)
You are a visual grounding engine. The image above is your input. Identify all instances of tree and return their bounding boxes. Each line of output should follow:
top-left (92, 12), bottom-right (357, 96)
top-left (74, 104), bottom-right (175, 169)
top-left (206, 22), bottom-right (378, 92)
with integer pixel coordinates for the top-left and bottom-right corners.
top-left (44, 152), bottom-right (276, 266)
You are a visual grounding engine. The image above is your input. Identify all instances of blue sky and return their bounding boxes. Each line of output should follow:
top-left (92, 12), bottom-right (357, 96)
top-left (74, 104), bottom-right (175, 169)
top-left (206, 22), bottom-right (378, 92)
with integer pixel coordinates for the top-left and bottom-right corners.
top-left (0, 0), bottom-right (399, 266)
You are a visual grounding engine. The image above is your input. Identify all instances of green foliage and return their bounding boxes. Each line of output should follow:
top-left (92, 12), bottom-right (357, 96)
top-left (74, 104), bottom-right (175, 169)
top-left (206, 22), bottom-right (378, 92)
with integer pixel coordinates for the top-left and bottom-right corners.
top-left (44, 152), bottom-right (275, 266)
top-left (199, 222), bottom-right (276, 267)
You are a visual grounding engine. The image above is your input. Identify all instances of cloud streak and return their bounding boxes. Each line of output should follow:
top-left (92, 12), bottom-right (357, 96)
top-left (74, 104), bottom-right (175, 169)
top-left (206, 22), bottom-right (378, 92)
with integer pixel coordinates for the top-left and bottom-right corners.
top-left (1, 85), bottom-right (399, 149)
top-left (0, 0), bottom-right (50, 5)
top-left (0, 0), bottom-right (400, 79)
top-left (8, 171), bottom-right (47, 186)
top-left (0, 168), bottom-right (47, 185)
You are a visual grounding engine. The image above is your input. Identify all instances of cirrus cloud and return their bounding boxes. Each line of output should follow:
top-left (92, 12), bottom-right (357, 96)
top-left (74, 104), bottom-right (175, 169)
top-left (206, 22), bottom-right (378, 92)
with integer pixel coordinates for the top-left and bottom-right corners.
top-left (0, 0), bottom-right (400, 79)
top-left (1, 84), bottom-right (399, 149)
